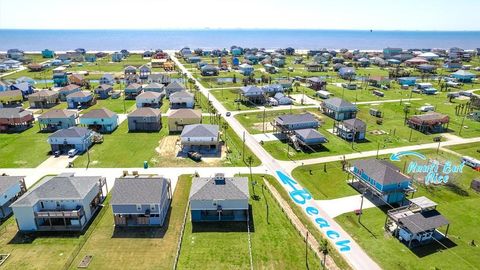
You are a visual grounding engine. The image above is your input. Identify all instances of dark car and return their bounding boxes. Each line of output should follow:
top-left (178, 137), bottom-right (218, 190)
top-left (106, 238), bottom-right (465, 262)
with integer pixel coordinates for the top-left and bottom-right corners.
top-left (188, 151), bottom-right (202, 162)
top-left (226, 112), bottom-right (231, 117)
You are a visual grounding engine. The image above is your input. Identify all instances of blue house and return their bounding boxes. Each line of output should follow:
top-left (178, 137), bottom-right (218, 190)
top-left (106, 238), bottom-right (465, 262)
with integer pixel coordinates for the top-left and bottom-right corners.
top-left (10, 82), bottom-right (34, 97)
top-left (111, 52), bottom-right (123, 62)
top-left (99, 74), bottom-right (115, 85)
top-left (383, 47), bottom-right (403, 58)
top-left (239, 64), bottom-right (254, 76)
top-left (321, 97), bottom-right (358, 121)
top-left (94, 84), bottom-right (113, 99)
top-left (272, 58), bottom-right (285, 68)
top-left (232, 57), bottom-right (240, 67)
top-left (80, 108), bottom-right (118, 133)
top-left (398, 77), bottom-right (417, 86)
top-left (189, 173), bottom-right (249, 222)
top-left (38, 109), bottom-right (79, 132)
top-left (66, 91), bottom-right (95, 109)
top-left (339, 67), bottom-right (356, 80)
top-left (421, 88), bottom-right (438, 95)
top-left (273, 113), bottom-right (319, 131)
top-left (0, 176), bottom-right (27, 220)
top-left (41, 49), bottom-right (55, 58)
top-left (231, 47), bottom-right (243, 56)
top-left (187, 56), bottom-right (202, 63)
top-left (451, 70), bottom-right (476, 83)
top-left (85, 54), bottom-right (97, 62)
top-left (351, 159), bottom-right (414, 204)
top-left (53, 71), bottom-right (69, 87)
top-left (59, 84), bottom-right (82, 101)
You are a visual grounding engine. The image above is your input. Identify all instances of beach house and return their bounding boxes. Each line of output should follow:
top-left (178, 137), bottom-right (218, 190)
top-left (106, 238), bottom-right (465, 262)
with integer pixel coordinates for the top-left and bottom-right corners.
top-left (139, 64), bottom-right (151, 80)
top-left (0, 176), bottom-right (27, 220)
top-left (59, 84), bottom-right (81, 101)
top-left (350, 159), bottom-right (414, 204)
top-left (52, 67), bottom-right (69, 87)
top-left (272, 113), bottom-right (320, 132)
top-left (451, 70), bottom-right (476, 83)
top-left (0, 108), bottom-right (34, 132)
top-left (10, 82), bottom-right (34, 97)
top-left (338, 67), bottom-right (356, 80)
top-left (48, 127), bottom-right (95, 154)
top-left (180, 124), bottom-right (219, 152)
top-left (94, 84), bottom-right (113, 99)
top-left (38, 109), bottom-right (78, 132)
top-left (127, 108), bottom-right (162, 132)
top-left (80, 108), bottom-right (118, 133)
top-left (241, 85), bottom-right (265, 104)
top-left (201, 65), bottom-right (219, 76)
top-left (168, 109), bottom-right (202, 132)
top-left (112, 52), bottom-right (123, 62)
top-left (321, 97), bottom-right (358, 121)
top-left (147, 74), bottom-right (171, 85)
top-left (136, 91), bottom-right (162, 108)
top-left (307, 77), bottom-right (327, 90)
top-left (239, 63), bottom-right (254, 76)
top-left (125, 83), bottom-right (143, 100)
top-left (0, 90), bottom-right (23, 107)
top-left (66, 91), bottom-right (95, 109)
top-left (111, 177), bottom-right (172, 227)
top-left (69, 74), bottom-right (87, 86)
top-left (28, 90), bottom-right (59, 108)
top-left (165, 81), bottom-right (186, 98)
top-left (41, 49), bottom-right (55, 58)
top-left (189, 173), bottom-right (249, 222)
top-left (170, 90), bottom-right (194, 109)
top-left (99, 74), bottom-right (115, 85)
top-left (407, 113), bottom-right (450, 134)
top-left (333, 118), bottom-right (367, 141)
top-left (143, 82), bottom-right (164, 94)
top-left (398, 77), bottom-right (417, 87)
top-left (11, 173), bottom-right (107, 232)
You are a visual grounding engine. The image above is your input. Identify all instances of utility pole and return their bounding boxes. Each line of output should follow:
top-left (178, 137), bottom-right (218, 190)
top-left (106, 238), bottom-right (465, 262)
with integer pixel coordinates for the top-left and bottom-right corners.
top-left (459, 113), bottom-right (467, 136)
top-left (358, 193), bottom-right (365, 223)
top-left (262, 108), bottom-right (266, 134)
top-left (242, 131), bottom-right (246, 161)
top-left (376, 141), bottom-right (380, 159)
top-left (436, 136), bottom-right (442, 154)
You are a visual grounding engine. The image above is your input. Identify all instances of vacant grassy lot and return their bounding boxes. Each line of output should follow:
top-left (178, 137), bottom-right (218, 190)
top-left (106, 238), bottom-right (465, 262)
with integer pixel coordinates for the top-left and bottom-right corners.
top-left (0, 122), bottom-right (51, 168)
top-left (295, 149), bottom-right (480, 269)
top-left (81, 98), bottom-right (136, 114)
top-left (446, 142), bottom-right (480, 157)
top-left (68, 175), bottom-right (192, 270)
top-left (177, 174), bottom-right (321, 269)
top-left (210, 88), bottom-right (260, 111)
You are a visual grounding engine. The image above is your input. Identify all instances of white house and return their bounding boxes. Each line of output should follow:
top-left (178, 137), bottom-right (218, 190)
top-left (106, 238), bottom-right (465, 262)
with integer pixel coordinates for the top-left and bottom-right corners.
top-left (170, 90), bottom-right (194, 109)
top-left (180, 124), bottom-right (219, 152)
top-left (47, 127), bottom-right (94, 154)
top-left (136, 91), bottom-right (163, 108)
top-left (11, 173), bottom-right (107, 232)
top-left (0, 176), bottom-right (27, 219)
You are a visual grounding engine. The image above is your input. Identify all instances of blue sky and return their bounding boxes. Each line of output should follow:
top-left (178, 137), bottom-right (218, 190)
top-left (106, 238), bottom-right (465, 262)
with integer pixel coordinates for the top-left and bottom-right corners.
top-left (0, 0), bottom-right (478, 30)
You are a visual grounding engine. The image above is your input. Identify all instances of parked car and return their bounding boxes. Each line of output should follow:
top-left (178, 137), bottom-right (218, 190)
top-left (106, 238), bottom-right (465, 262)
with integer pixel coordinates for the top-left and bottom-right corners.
top-left (68, 149), bottom-right (79, 157)
top-left (54, 150), bottom-right (60, 157)
top-left (419, 105), bottom-right (435, 112)
top-left (226, 112), bottom-right (231, 117)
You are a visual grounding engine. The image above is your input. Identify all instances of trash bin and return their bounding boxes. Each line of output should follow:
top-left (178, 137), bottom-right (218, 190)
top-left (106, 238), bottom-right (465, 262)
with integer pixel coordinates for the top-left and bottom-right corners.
top-left (143, 161), bottom-right (148, 169)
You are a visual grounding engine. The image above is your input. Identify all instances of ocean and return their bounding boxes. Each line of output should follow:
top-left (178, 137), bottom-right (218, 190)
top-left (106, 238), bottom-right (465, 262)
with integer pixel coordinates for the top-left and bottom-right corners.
top-left (1, 29), bottom-right (479, 51)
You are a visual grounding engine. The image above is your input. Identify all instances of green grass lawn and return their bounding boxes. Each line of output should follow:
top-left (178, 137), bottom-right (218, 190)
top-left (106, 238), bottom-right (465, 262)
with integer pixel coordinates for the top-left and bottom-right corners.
top-left (210, 88), bottom-right (260, 111)
top-left (81, 98), bottom-right (136, 114)
top-left (294, 149), bottom-right (480, 269)
top-left (0, 122), bottom-right (51, 168)
top-left (68, 174), bottom-right (192, 270)
top-left (177, 174), bottom-right (321, 269)
top-left (446, 142), bottom-right (480, 157)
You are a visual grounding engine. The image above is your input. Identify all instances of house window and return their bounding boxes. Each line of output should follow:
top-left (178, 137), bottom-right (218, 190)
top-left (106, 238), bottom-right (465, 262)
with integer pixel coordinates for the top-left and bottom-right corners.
top-left (150, 204), bottom-right (156, 211)
top-left (40, 202), bottom-right (44, 209)
top-left (136, 204), bottom-right (142, 211)
top-left (56, 201), bottom-right (60, 207)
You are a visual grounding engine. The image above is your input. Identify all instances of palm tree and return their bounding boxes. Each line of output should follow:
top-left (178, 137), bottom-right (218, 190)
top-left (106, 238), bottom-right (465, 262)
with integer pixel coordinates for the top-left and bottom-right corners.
top-left (293, 81), bottom-right (300, 93)
top-left (246, 155), bottom-right (255, 197)
top-left (319, 239), bottom-right (329, 269)
top-left (222, 122), bottom-right (229, 149)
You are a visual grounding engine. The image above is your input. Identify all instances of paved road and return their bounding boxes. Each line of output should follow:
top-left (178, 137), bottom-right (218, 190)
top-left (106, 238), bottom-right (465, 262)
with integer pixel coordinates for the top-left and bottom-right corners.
top-left (171, 54), bottom-right (382, 270)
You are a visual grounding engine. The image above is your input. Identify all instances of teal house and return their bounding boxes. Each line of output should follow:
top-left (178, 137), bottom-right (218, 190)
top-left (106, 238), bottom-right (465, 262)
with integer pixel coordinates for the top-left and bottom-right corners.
top-left (112, 52), bottom-right (123, 62)
top-left (351, 159), bottom-right (414, 204)
top-left (41, 49), bottom-right (55, 58)
top-left (85, 54), bottom-right (97, 62)
top-left (79, 108), bottom-right (118, 133)
top-left (451, 70), bottom-right (476, 83)
top-left (398, 77), bottom-right (417, 86)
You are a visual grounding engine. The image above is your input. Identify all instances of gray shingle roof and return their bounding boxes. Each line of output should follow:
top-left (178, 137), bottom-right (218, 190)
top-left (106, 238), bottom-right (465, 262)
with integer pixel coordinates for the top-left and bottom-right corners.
top-left (80, 108), bottom-right (116, 119)
top-left (181, 124), bottom-right (218, 137)
top-left (126, 83), bottom-right (142, 90)
top-left (275, 113), bottom-right (318, 125)
top-left (60, 84), bottom-right (81, 92)
top-left (144, 83), bottom-right (164, 89)
top-left (294, 128), bottom-right (326, 141)
top-left (66, 91), bottom-right (92, 98)
top-left (128, 107), bottom-right (161, 117)
top-left (39, 109), bottom-right (77, 119)
top-left (12, 174), bottom-right (102, 207)
top-left (398, 210), bottom-right (449, 234)
top-left (323, 97), bottom-right (355, 108)
top-left (110, 177), bottom-right (170, 205)
top-left (49, 127), bottom-right (91, 138)
top-left (169, 109), bottom-right (201, 119)
top-left (29, 90), bottom-right (58, 98)
top-left (137, 91), bottom-right (162, 99)
top-left (190, 176), bottom-right (249, 200)
top-left (0, 108), bottom-right (33, 118)
top-left (0, 90), bottom-right (22, 98)
top-left (352, 159), bottom-right (411, 186)
top-left (0, 176), bottom-right (24, 194)
top-left (343, 118), bottom-right (366, 131)
top-left (165, 81), bottom-right (185, 91)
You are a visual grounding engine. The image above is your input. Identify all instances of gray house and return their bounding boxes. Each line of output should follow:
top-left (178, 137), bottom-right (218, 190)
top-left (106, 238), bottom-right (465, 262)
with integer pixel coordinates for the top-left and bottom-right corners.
top-left (147, 74), bottom-right (171, 84)
top-left (333, 118), bottom-right (367, 141)
top-left (11, 173), bottom-right (107, 232)
top-left (272, 113), bottom-right (319, 132)
top-left (321, 97), bottom-right (358, 121)
top-left (38, 109), bottom-right (79, 132)
top-left (125, 83), bottom-right (143, 100)
top-left (143, 82), bottom-right (165, 93)
top-left (28, 90), bottom-right (59, 108)
top-left (111, 177), bottom-right (172, 227)
top-left (0, 176), bottom-right (27, 220)
top-left (58, 84), bottom-right (81, 101)
top-left (127, 107), bottom-right (162, 132)
top-left (170, 90), bottom-right (194, 109)
top-left (240, 85), bottom-right (265, 104)
top-left (48, 127), bottom-right (94, 154)
top-left (190, 173), bottom-right (249, 222)
top-left (180, 124), bottom-right (220, 152)
top-left (165, 81), bottom-right (186, 98)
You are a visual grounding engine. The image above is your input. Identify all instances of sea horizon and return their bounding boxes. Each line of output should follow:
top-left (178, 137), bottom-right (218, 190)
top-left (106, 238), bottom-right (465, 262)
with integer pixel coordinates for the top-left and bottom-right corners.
top-left (1, 29), bottom-right (479, 51)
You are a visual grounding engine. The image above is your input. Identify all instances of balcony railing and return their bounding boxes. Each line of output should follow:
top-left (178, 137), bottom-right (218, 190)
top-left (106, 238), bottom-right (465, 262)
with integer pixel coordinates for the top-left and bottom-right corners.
top-left (35, 207), bottom-right (84, 219)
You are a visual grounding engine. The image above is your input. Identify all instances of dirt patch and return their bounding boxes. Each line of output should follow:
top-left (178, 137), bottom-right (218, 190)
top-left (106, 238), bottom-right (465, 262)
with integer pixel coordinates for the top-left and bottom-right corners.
top-left (253, 122), bottom-right (275, 132)
top-left (369, 129), bottom-right (388, 135)
top-left (155, 135), bottom-right (179, 157)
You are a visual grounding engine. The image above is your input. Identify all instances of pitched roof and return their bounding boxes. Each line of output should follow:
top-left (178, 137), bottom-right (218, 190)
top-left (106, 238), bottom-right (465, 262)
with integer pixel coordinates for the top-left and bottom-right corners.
top-left (101, 74), bottom-right (114, 80)
top-left (343, 118), bottom-right (366, 131)
top-left (190, 176), bottom-right (249, 201)
top-left (323, 97), bottom-right (356, 108)
top-left (352, 159), bottom-right (411, 185)
top-left (60, 84), bottom-right (81, 92)
top-left (0, 90), bottom-right (22, 97)
top-left (12, 174), bottom-right (102, 207)
top-left (29, 90), bottom-right (58, 98)
top-left (0, 108), bottom-right (33, 118)
top-left (181, 124), bottom-right (218, 137)
top-left (168, 109), bottom-right (202, 119)
top-left (409, 112), bottom-right (449, 124)
top-left (81, 108), bottom-right (116, 119)
top-left (241, 85), bottom-right (263, 95)
top-left (66, 91), bottom-right (92, 98)
top-left (294, 128), bottom-right (326, 140)
top-left (452, 70), bottom-right (475, 77)
top-left (39, 109), bottom-right (77, 119)
top-left (49, 127), bottom-right (91, 138)
top-left (126, 83), bottom-right (142, 90)
top-left (275, 113), bottom-right (318, 125)
top-left (165, 81), bottom-right (185, 91)
top-left (0, 176), bottom-right (24, 194)
top-left (398, 210), bottom-right (449, 234)
top-left (170, 90), bottom-right (193, 99)
top-left (110, 177), bottom-right (170, 205)
top-left (128, 107), bottom-right (161, 117)
top-left (95, 84), bottom-right (112, 91)
top-left (137, 91), bottom-right (162, 99)
top-left (144, 82), bottom-right (164, 89)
